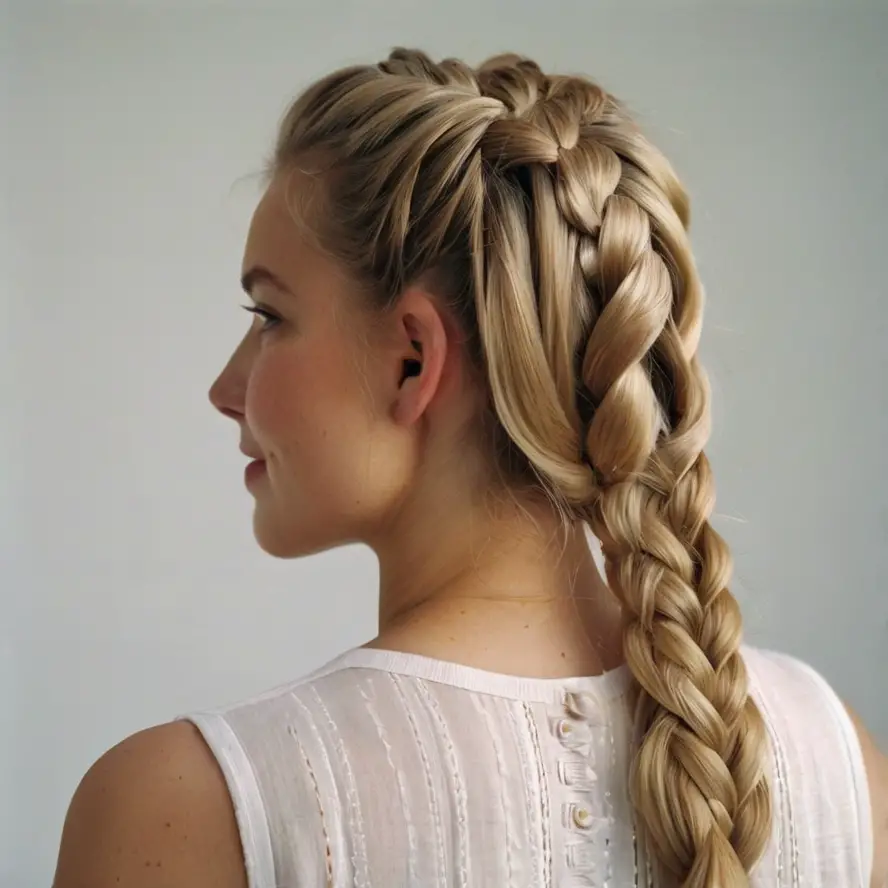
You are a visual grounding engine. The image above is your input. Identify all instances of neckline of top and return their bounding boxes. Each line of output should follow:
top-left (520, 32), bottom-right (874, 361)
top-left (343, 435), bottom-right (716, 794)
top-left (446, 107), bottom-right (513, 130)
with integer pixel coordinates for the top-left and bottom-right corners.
top-left (306, 645), bottom-right (633, 704)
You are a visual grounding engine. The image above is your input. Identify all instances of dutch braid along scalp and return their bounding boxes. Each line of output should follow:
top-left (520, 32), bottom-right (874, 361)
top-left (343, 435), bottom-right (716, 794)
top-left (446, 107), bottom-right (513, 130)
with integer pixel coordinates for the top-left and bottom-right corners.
top-left (272, 48), bottom-right (772, 887)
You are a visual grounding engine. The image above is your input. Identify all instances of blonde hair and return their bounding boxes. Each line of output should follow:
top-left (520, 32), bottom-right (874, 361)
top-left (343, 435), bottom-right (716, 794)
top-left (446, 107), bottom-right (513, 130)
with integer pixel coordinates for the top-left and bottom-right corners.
top-left (272, 48), bottom-right (771, 886)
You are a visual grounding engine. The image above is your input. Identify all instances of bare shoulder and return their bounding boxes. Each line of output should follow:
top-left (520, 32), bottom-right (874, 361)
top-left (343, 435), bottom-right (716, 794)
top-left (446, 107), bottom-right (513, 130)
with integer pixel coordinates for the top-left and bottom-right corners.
top-left (845, 703), bottom-right (888, 888)
top-left (53, 721), bottom-right (247, 888)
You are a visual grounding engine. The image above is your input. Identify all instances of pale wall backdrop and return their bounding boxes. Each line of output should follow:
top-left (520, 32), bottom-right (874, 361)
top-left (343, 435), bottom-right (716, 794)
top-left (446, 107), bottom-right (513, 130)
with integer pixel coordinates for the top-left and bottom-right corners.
top-left (3, 1), bottom-right (887, 884)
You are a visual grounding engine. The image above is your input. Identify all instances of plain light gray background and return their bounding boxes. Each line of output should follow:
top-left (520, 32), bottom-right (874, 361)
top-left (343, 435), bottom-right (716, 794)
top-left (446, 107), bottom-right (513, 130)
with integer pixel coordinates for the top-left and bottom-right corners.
top-left (3, 1), bottom-right (887, 884)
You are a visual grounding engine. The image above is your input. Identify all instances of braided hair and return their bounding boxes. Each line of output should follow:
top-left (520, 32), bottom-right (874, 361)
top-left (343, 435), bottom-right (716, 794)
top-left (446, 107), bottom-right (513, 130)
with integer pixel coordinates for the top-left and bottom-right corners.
top-left (271, 48), bottom-right (771, 887)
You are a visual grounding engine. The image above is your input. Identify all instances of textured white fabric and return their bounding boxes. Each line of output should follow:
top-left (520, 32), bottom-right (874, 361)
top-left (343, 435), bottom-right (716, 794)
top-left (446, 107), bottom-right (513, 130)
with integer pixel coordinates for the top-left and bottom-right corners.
top-left (184, 646), bottom-right (873, 887)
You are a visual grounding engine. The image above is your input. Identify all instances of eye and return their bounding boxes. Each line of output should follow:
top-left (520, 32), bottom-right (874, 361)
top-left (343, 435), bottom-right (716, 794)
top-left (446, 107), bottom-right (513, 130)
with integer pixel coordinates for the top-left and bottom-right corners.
top-left (242, 304), bottom-right (281, 332)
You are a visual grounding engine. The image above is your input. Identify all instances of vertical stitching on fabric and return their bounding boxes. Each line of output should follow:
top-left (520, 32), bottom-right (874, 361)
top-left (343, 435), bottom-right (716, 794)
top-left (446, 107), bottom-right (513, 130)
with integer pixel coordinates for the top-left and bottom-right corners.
top-left (389, 674), bottom-right (448, 888)
top-left (604, 710), bottom-right (617, 886)
top-left (358, 680), bottom-right (419, 884)
top-left (508, 701), bottom-right (544, 887)
top-left (287, 722), bottom-right (334, 887)
top-left (749, 677), bottom-right (788, 887)
top-left (470, 694), bottom-right (515, 884)
top-left (416, 680), bottom-right (470, 888)
top-left (310, 687), bottom-right (372, 888)
top-left (524, 702), bottom-right (553, 888)
top-left (288, 691), bottom-right (349, 888)
top-left (773, 721), bottom-right (798, 885)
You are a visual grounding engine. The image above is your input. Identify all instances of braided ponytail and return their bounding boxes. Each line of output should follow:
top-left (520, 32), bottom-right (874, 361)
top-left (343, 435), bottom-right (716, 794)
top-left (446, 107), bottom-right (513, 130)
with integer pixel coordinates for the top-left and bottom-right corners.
top-left (567, 121), bottom-right (773, 885)
top-left (474, 59), bottom-right (773, 882)
top-left (271, 48), bottom-right (771, 886)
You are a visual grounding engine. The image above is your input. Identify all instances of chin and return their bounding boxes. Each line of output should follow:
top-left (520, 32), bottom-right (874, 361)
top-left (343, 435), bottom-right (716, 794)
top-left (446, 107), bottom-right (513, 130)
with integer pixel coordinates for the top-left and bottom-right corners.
top-left (251, 509), bottom-right (344, 559)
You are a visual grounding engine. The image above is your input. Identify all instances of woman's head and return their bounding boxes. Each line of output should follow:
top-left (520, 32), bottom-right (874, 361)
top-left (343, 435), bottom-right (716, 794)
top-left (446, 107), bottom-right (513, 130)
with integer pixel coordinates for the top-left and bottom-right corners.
top-left (210, 48), bottom-right (771, 885)
top-left (211, 51), bottom-right (680, 551)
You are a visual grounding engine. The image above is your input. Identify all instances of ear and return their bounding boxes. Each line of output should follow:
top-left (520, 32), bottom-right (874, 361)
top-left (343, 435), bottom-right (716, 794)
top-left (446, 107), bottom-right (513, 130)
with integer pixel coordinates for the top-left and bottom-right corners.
top-left (390, 287), bottom-right (449, 426)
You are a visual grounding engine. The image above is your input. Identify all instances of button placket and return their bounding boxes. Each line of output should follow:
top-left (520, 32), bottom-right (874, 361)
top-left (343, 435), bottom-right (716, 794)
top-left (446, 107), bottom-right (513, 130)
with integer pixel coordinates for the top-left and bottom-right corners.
top-left (553, 690), bottom-right (614, 886)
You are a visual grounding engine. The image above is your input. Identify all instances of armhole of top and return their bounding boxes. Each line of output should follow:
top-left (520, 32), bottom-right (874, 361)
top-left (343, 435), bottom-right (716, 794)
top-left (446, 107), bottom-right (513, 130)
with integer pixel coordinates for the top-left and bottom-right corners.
top-left (786, 657), bottom-right (875, 884)
top-left (764, 652), bottom-right (875, 888)
top-left (183, 712), bottom-right (277, 888)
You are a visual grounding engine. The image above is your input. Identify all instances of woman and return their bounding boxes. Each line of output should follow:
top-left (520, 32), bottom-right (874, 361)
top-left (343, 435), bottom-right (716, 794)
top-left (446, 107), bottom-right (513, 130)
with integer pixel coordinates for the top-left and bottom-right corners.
top-left (53, 49), bottom-right (886, 888)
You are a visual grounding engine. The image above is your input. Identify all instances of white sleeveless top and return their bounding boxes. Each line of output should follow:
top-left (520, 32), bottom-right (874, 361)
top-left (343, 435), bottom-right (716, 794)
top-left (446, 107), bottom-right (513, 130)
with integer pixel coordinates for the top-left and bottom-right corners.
top-left (183, 646), bottom-right (873, 887)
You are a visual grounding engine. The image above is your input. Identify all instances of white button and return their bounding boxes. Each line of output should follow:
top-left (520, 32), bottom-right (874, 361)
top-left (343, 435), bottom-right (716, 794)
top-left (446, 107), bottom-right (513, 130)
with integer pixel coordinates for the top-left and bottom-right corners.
top-left (573, 807), bottom-right (593, 829)
top-left (556, 719), bottom-right (574, 740)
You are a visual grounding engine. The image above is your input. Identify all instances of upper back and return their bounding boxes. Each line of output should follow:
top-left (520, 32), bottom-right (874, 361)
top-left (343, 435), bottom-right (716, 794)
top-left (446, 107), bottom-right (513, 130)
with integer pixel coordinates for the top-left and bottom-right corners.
top-left (183, 646), bottom-right (873, 888)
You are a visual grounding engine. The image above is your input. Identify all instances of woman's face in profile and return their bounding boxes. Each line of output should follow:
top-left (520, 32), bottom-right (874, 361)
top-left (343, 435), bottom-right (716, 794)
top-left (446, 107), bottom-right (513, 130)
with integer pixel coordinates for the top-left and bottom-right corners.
top-left (208, 174), bottom-right (417, 558)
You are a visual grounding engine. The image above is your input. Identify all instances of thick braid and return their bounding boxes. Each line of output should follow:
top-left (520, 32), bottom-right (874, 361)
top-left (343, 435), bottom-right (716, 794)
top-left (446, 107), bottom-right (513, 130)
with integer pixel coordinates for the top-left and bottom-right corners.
top-left (467, 56), bottom-right (773, 884)
top-left (552, 94), bottom-right (772, 884)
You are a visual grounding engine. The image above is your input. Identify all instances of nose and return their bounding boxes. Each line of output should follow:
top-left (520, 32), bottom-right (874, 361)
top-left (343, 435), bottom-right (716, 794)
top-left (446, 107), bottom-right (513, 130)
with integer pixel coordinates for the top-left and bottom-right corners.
top-left (209, 336), bottom-right (250, 421)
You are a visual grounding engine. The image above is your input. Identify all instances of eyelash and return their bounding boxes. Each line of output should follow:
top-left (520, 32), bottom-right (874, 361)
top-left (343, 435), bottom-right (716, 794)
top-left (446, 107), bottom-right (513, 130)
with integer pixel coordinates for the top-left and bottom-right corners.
top-left (242, 304), bottom-right (281, 331)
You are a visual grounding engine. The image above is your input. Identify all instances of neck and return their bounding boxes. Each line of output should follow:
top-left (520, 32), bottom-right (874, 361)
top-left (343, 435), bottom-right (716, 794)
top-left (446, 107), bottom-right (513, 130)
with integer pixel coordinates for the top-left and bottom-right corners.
top-left (368, 485), bottom-right (625, 678)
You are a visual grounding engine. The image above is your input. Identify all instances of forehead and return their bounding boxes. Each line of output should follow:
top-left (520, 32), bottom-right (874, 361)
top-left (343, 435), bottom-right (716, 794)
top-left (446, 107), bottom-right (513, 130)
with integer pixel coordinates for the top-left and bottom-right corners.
top-left (240, 172), bottom-right (371, 323)
top-left (241, 174), bottom-right (305, 277)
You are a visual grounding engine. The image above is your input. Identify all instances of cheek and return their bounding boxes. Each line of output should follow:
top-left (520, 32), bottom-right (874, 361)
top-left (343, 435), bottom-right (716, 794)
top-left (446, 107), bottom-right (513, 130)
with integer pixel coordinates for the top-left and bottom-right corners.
top-left (242, 333), bottom-right (416, 551)
top-left (245, 341), bottom-right (376, 490)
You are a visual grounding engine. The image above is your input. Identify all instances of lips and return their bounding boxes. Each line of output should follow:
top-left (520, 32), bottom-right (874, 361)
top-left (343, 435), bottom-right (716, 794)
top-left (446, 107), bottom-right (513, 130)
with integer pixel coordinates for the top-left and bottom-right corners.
top-left (245, 457), bottom-right (267, 486)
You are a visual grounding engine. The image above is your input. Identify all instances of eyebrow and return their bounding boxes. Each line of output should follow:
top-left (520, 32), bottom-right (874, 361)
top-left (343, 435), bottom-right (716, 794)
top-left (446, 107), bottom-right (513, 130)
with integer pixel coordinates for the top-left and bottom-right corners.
top-left (240, 265), bottom-right (293, 297)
